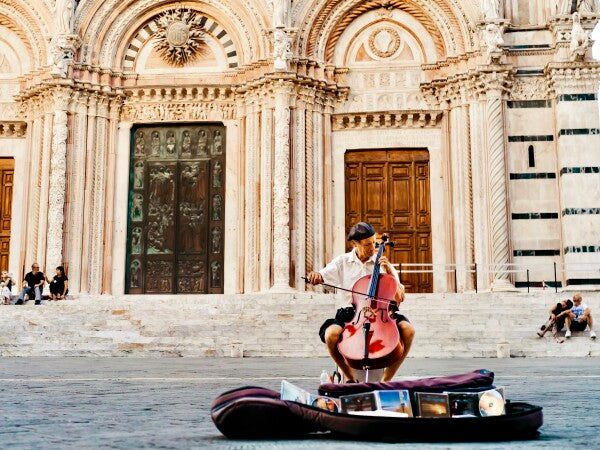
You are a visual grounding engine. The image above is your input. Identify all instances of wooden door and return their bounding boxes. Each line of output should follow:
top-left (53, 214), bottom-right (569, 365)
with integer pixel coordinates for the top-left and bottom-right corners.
top-left (345, 150), bottom-right (432, 293)
top-left (126, 125), bottom-right (225, 294)
top-left (0, 158), bottom-right (13, 272)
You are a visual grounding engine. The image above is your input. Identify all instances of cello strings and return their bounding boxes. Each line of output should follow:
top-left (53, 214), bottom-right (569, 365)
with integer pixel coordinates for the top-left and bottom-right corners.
top-left (301, 277), bottom-right (400, 306)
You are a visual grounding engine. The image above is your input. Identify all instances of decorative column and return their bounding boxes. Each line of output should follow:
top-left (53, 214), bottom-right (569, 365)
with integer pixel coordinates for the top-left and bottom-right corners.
top-left (304, 102), bottom-right (315, 275)
top-left (271, 80), bottom-right (294, 291)
top-left (259, 102), bottom-right (273, 291)
top-left (45, 90), bottom-right (70, 273)
top-left (293, 97), bottom-right (307, 289)
top-left (244, 98), bottom-right (260, 292)
top-left (483, 71), bottom-right (514, 290)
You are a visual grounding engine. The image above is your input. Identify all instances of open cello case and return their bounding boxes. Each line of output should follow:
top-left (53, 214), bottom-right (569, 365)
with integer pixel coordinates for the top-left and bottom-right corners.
top-left (211, 369), bottom-right (543, 442)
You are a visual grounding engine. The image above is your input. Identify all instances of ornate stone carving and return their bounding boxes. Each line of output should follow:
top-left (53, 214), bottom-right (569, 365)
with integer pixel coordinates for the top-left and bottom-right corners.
top-left (509, 77), bottom-right (550, 100)
top-left (482, 23), bottom-right (504, 63)
top-left (271, 82), bottom-right (293, 290)
top-left (0, 122), bottom-right (27, 137)
top-left (121, 102), bottom-right (236, 122)
top-left (570, 13), bottom-right (590, 61)
top-left (155, 8), bottom-right (206, 66)
top-left (269, 0), bottom-right (291, 28)
top-left (481, 0), bottom-right (501, 20)
top-left (46, 105), bottom-right (69, 273)
top-left (48, 34), bottom-right (80, 78)
top-left (273, 29), bottom-right (292, 72)
top-left (576, 0), bottom-right (599, 13)
top-left (54, 0), bottom-right (75, 34)
top-left (368, 27), bottom-right (401, 58)
top-left (332, 111), bottom-right (443, 130)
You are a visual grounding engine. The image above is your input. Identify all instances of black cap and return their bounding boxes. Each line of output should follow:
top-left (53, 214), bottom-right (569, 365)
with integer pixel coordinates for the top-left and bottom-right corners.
top-left (347, 222), bottom-right (376, 241)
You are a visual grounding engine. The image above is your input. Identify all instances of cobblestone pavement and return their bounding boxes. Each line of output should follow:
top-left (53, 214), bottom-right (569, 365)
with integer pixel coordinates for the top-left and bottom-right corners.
top-left (0, 357), bottom-right (599, 449)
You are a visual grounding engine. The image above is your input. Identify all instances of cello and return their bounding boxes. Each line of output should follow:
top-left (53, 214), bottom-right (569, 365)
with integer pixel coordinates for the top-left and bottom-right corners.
top-left (337, 234), bottom-right (404, 371)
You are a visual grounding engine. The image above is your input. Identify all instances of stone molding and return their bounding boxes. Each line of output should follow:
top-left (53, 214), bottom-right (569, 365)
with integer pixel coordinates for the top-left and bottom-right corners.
top-left (0, 122), bottom-right (27, 138)
top-left (332, 110), bottom-right (443, 130)
top-left (547, 61), bottom-right (600, 95)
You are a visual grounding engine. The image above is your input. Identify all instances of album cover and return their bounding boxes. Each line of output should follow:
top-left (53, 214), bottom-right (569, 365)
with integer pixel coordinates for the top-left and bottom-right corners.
top-left (416, 392), bottom-right (451, 418)
top-left (478, 387), bottom-right (506, 417)
top-left (376, 390), bottom-right (413, 417)
top-left (340, 392), bottom-right (378, 414)
top-left (448, 392), bottom-right (479, 417)
top-left (309, 394), bottom-right (341, 413)
top-left (280, 380), bottom-right (310, 404)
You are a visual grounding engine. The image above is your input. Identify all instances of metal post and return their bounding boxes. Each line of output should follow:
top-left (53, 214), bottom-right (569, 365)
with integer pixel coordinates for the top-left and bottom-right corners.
top-left (454, 269), bottom-right (458, 293)
top-left (474, 263), bottom-right (478, 293)
top-left (553, 262), bottom-right (558, 293)
top-left (527, 269), bottom-right (530, 293)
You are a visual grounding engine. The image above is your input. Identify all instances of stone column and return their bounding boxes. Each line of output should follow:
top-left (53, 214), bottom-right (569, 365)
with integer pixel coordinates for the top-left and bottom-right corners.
top-left (244, 99), bottom-right (260, 292)
top-left (312, 108), bottom-right (324, 272)
top-left (259, 104), bottom-right (273, 291)
top-left (293, 100), bottom-right (306, 289)
top-left (45, 91), bottom-right (70, 273)
top-left (24, 114), bottom-right (43, 266)
top-left (271, 81), bottom-right (293, 291)
top-left (36, 111), bottom-right (53, 270)
top-left (111, 121), bottom-right (133, 296)
top-left (304, 103), bottom-right (315, 275)
top-left (484, 74), bottom-right (514, 290)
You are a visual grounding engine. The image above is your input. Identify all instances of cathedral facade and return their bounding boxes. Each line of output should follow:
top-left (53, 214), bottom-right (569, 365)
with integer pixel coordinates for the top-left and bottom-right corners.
top-left (0, 0), bottom-right (598, 296)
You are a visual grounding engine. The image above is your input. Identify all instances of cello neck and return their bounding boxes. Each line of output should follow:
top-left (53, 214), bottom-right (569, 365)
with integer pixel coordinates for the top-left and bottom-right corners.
top-left (367, 236), bottom-right (387, 299)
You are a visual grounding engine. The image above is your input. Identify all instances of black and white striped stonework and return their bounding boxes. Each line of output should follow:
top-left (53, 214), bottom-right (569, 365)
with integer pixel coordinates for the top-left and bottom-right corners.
top-left (123, 15), bottom-right (239, 71)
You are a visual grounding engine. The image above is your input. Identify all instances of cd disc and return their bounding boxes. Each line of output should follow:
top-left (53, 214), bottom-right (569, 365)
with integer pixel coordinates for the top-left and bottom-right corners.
top-left (479, 390), bottom-right (505, 417)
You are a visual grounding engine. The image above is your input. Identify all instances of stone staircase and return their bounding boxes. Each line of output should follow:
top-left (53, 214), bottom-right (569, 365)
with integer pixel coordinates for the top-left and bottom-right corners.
top-left (0, 292), bottom-right (598, 357)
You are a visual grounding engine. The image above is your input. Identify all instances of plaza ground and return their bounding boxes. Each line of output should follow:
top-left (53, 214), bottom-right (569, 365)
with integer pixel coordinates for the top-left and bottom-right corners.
top-left (0, 357), bottom-right (599, 448)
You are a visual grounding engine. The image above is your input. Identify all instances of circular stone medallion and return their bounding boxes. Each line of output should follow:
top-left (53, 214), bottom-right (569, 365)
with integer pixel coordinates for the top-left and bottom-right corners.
top-left (368, 28), bottom-right (401, 58)
top-left (166, 21), bottom-right (190, 47)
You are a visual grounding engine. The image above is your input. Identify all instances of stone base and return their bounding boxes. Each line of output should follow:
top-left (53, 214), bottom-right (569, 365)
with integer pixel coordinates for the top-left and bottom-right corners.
top-left (0, 292), bottom-right (598, 358)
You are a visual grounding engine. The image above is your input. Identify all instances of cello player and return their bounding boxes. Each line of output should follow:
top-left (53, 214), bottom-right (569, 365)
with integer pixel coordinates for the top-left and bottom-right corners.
top-left (307, 222), bottom-right (415, 382)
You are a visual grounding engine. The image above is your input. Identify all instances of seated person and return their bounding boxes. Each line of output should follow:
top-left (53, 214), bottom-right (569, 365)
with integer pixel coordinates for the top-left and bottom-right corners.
top-left (1, 271), bottom-right (14, 305)
top-left (565, 294), bottom-right (595, 340)
top-left (537, 299), bottom-right (573, 340)
top-left (48, 266), bottom-right (69, 301)
top-left (16, 263), bottom-right (45, 305)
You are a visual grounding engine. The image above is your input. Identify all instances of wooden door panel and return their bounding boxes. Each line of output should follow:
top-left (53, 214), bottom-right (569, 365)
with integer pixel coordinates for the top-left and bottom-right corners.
top-left (0, 159), bottom-right (14, 270)
top-left (345, 150), bottom-right (431, 292)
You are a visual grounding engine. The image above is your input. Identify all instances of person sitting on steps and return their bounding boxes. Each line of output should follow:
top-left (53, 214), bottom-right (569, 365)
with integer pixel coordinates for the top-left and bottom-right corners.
top-left (565, 294), bottom-right (596, 340)
top-left (16, 263), bottom-right (45, 305)
top-left (537, 299), bottom-right (573, 343)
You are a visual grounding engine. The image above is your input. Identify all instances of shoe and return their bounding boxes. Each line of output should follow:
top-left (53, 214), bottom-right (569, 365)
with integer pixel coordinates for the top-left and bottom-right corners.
top-left (35, 300), bottom-right (41, 305)
top-left (591, 331), bottom-right (597, 340)
top-left (565, 330), bottom-right (571, 338)
top-left (15, 299), bottom-right (23, 305)
top-left (536, 331), bottom-right (544, 338)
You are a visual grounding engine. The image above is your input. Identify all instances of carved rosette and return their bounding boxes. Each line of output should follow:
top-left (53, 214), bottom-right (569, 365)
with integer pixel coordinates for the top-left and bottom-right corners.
top-left (271, 82), bottom-right (293, 290)
top-left (46, 105), bottom-right (69, 272)
top-left (154, 8), bottom-right (205, 66)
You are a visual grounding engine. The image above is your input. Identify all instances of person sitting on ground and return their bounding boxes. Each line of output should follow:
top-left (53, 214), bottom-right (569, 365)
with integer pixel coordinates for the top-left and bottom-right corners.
top-left (565, 294), bottom-right (595, 340)
top-left (48, 266), bottom-right (68, 301)
top-left (537, 299), bottom-right (573, 342)
top-left (16, 263), bottom-right (45, 305)
top-left (1, 271), bottom-right (14, 305)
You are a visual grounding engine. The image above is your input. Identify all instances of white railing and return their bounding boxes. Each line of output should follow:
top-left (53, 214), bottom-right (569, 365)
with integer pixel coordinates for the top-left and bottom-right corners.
top-left (392, 262), bottom-right (600, 292)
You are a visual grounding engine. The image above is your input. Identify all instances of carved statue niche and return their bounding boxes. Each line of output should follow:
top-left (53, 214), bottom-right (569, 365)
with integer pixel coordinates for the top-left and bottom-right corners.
top-left (135, 131), bottom-right (145, 156)
top-left (210, 261), bottom-right (221, 288)
top-left (212, 194), bottom-right (223, 221)
top-left (570, 12), bottom-right (590, 61)
top-left (212, 161), bottom-right (222, 188)
top-left (131, 193), bottom-right (144, 221)
top-left (270, 0), bottom-right (290, 28)
top-left (273, 29), bottom-right (292, 72)
top-left (151, 131), bottom-right (161, 156)
top-left (211, 227), bottom-right (222, 254)
top-left (481, 0), bottom-right (501, 20)
top-left (131, 227), bottom-right (142, 254)
top-left (130, 259), bottom-right (141, 288)
top-left (198, 130), bottom-right (208, 156)
top-left (182, 130), bottom-right (192, 157)
top-left (166, 131), bottom-right (177, 155)
top-left (55, 0), bottom-right (75, 34)
top-left (134, 161), bottom-right (144, 189)
top-left (212, 130), bottom-right (223, 155)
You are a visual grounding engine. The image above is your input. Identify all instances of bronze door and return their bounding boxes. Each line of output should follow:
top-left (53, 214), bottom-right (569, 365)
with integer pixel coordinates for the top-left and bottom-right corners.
top-left (0, 158), bottom-right (13, 272)
top-left (126, 125), bottom-right (225, 294)
top-left (345, 149), bottom-right (432, 293)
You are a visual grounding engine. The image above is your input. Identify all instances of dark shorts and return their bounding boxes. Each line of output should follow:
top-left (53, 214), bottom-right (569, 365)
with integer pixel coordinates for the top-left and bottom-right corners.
top-left (318, 306), bottom-right (410, 344)
top-left (570, 319), bottom-right (588, 332)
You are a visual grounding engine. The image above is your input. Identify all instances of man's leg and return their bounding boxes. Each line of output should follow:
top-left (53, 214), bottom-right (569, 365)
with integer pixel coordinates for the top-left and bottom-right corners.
top-left (324, 324), bottom-right (356, 382)
top-left (34, 286), bottom-right (42, 303)
top-left (587, 314), bottom-right (596, 339)
top-left (16, 287), bottom-right (32, 304)
top-left (382, 321), bottom-right (415, 382)
top-left (565, 316), bottom-right (572, 338)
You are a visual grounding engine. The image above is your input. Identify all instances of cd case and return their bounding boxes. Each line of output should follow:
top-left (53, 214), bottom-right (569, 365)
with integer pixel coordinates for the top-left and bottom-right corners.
top-left (416, 392), bottom-right (451, 418)
top-left (280, 380), bottom-right (341, 413)
top-left (340, 390), bottom-right (413, 417)
top-left (447, 387), bottom-right (506, 417)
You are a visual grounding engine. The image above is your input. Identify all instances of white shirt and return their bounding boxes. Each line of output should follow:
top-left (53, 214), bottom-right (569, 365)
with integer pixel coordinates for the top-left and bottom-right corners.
top-left (319, 249), bottom-right (402, 303)
top-left (571, 302), bottom-right (588, 318)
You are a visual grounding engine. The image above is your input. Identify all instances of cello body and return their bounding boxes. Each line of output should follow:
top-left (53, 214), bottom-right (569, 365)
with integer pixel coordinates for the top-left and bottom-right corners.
top-left (337, 269), bottom-right (404, 370)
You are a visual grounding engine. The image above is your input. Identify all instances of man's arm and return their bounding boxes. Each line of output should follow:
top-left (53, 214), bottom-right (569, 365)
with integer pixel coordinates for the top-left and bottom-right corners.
top-left (308, 256), bottom-right (342, 287)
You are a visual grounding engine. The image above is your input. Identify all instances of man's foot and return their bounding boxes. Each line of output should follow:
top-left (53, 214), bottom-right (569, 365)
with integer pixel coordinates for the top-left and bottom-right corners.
top-left (536, 331), bottom-right (544, 338)
top-left (565, 330), bottom-right (571, 338)
top-left (15, 299), bottom-right (23, 305)
top-left (34, 300), bottom-right (41, 305)
top-left (591, 331), bottom-right (597, 340)
top-left (555, 337), bottom-right (565, 344)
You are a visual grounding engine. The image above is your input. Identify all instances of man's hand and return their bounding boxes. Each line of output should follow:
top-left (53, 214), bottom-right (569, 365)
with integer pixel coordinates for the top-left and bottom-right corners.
top-left (379, 256), bottom-right (394, 274)
top-left (22, 281), bottom-right (27, 288)
top-left (551, 314), bottom-right (557, 320)
top-left (307, 272), bottom-right (324, 285)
